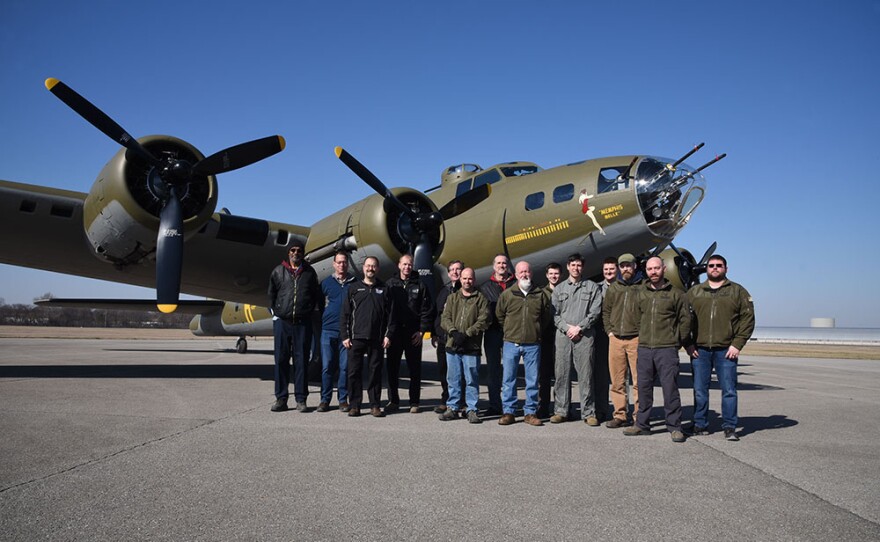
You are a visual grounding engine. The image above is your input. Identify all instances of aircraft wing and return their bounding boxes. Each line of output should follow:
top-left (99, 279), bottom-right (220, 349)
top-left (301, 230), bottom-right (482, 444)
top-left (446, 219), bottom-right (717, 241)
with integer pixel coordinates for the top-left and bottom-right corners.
top-left (0, 179), bottom-right (308, 306)
top-left (34, 298), bottom-right (226, 315)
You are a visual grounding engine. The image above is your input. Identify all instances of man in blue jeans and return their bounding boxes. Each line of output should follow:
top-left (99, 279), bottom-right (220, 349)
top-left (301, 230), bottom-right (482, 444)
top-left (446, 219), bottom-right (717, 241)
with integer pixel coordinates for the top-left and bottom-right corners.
top-left (495, 260), bottom-right (550, 427)
top-left (686, 254), bottom-right (755, 441)
top-left (439, 267), bottom-right (489, 423)
top-left (317, 250), bottom-right (356, 413)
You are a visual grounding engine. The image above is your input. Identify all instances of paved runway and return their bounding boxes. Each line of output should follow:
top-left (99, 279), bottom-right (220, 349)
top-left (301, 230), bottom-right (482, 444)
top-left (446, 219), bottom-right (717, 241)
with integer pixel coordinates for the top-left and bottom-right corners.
top-left (1, 337), bottom-right (878, 541)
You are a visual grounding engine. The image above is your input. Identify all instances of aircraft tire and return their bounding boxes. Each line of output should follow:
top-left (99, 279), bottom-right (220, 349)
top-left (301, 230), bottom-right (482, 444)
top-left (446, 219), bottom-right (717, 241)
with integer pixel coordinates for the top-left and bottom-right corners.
top-left (236, 338), bottom-right (248, 354)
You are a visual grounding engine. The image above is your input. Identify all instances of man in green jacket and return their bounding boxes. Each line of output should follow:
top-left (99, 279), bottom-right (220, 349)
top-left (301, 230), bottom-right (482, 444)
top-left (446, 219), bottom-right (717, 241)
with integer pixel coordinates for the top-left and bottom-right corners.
top-left (623, 256), bottom-right (692, 443)
top-left (685, 254), bottom-right (755, 441)
top-left (439, 268), bottom-right (489, 423)
top-left (601, 253), bottom-right (642, 428)
top-left (496, 260), bottom-right (551, 426)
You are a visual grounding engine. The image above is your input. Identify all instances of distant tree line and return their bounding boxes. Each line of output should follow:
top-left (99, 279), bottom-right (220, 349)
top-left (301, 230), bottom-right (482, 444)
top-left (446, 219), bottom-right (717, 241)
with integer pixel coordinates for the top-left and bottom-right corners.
top-left (0, 296), bottom-right (191, 328)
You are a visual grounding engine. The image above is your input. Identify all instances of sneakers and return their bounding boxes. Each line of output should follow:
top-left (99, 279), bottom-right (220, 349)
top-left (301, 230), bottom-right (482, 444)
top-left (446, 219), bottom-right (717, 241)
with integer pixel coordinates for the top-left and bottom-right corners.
top-left (623, 426), bottom-right (651, 436)
top-left (584, 416), bottom-right (600, 427)
top-left (409, 404), bottom-right (420, 414)
top-left (270, 399), bottom-right (288, 412)
top-left (438, 408), bottom-right (458, 421)
top-left (434, 405), bottom-right (447, 414)
top-left (295, 402), bottom-right (309, 413)
top-left (724, 428), bottom-right (739, 441)
top-left (339, 402), bottom-right (350, 413)
top-left (605, 418), bottom-right (627, 429)
top-left (498, 413), bottom-right (516, 426)
top-left (384, 402), bottom-right (399, 414)
top-left (316, 402), bottom-right (330, 413)
top-left (550, 414), bottom-right (567, 424)
top-left (523, 414), bottom-right (544, 426)
top-left (348, 407), bottom-right (360, 417)
top-left (370, 407), bottom-right (385, 418)
top-left (691, 425), bottom-right (709, 436)
top-left (466, 410), bottom-right (482, 424)
top-left (671, 431), bottom-right (686, 443)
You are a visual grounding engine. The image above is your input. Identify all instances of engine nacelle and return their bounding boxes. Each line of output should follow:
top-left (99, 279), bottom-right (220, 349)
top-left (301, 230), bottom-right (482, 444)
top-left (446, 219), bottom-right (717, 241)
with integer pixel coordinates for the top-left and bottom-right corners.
top-left (657, 247), bottom-right (696, 291)
top-left (82, 135), bottom-right (218, 266)
top-left (306, 187), bottom-right (443, 279)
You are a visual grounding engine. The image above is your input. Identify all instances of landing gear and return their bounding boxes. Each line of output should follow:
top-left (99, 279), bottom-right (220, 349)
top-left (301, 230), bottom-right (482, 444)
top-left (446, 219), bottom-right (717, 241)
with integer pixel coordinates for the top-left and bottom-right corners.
top-left (236, 337), bottom-right (248, 354)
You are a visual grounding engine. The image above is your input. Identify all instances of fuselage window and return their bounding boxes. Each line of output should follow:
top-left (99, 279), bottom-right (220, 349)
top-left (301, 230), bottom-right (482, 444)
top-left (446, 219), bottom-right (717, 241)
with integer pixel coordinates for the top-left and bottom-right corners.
top-left (473, 168), bottom-right (502, 189)
top-left (598, 166), bottom-right (631, 193)
top-left (553, 183), bottom-right (574, 203)
top-left (500, 165), bottom-right (539, 177)
top-left (455, 180), bottom-right (473, 197)
top-left (525, 192), bottom-right (544, 211)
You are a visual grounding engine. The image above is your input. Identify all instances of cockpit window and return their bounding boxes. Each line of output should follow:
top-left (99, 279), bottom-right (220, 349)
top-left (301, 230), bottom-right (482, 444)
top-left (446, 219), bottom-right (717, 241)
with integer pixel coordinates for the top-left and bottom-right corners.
top-left (473, 168), bottom-right (502, 189)
top-left (455, 180), bottom-right (472, 197)
top-left (447, 164), bottom-right (482, 175)
top-left (500, 165), bottom-right (539, 177)
top-left (598, 166), bottom-right (631, 193)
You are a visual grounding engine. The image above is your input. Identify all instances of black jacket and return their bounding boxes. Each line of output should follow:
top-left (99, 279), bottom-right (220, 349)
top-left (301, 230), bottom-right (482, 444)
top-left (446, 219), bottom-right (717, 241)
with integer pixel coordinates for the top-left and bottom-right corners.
top-left (433, 280), bottom-right (461, 344)
top-left (268, 261), bottom-right (319, 321)
top-left (479, 275), bottom-right (516, 330)
top-left (387, 275), bottom-right (435, 335)
top-left (340, 279), bottom-right (396, 343)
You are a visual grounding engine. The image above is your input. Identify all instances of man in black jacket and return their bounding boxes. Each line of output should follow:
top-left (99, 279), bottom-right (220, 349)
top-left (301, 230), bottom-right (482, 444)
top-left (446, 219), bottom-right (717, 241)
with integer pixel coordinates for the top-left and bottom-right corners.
top-left (341, 256), bottom-right (395, 418)
top-left (268, 241), bottom-right (320, 412)
top-left (385, 254), bottom-right (435, 414)
top-left (432, 260), bottom-right (463, 413)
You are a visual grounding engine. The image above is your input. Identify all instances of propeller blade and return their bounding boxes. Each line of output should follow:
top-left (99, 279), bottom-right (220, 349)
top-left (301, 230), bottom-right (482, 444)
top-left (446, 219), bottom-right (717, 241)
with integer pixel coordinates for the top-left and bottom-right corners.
top-left (438, 184), bottom-right (492, 220)
top-left (697, 241), bottom-right (717, 266)
top-left (334, 146), bottom-right (413, 218)
top-left (45, 78), bottom-right (159, 166)
top-left (192, 135), bottom-right (286, 176)
top-left (156, 191), bottom-right (184, 313)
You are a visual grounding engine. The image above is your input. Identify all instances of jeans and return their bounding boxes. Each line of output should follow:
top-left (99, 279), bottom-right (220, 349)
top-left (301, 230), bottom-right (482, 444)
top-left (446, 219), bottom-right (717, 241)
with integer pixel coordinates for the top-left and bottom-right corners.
top-left (320, 331), bottom-right (348, 404)
top-left (501, 342), bottom-right (541, 415)
top-left (483, 327), bottom-right (504, 411)
top-left (693, 347), bottom-right (738, 429)
top-left (446, 353), bottom-right (480, 412)
top-left (273, 318), bottom-right (311, 403)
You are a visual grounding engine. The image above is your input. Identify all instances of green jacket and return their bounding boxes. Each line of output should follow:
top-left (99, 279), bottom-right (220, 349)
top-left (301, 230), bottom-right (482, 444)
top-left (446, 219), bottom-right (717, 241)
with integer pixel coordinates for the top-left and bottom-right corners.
top-left (602, 278), bottom-right (643, 337)
top-left (687, 280), bottom-right (755, 350)
top-left (496, 286), bottom-right (550, 344)
top-left (637, 280), bottom-right (692, 349)
top-left (440, 289), bottom-right (489, 355)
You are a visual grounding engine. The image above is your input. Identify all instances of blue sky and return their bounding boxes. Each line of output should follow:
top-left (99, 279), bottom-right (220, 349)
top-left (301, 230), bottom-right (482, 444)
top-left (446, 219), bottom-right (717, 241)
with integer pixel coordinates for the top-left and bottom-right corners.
top-left (1, 1), bottom-right (878, 327)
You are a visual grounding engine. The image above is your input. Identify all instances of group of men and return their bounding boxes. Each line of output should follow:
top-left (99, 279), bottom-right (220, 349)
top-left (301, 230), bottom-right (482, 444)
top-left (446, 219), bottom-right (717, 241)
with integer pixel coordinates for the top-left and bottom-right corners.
top-left (268, 241), bottom-right (755, 442)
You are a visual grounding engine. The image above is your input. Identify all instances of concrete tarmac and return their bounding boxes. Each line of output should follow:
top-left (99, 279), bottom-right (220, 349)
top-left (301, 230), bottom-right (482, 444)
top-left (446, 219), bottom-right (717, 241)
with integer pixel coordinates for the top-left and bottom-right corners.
top-left (0, 337), bottom-right (878, 541)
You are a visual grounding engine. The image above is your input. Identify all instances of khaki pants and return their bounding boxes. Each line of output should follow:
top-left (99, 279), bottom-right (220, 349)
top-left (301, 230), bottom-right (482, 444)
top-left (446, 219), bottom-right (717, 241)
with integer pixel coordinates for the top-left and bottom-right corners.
top-left (608, 334), bottom-right (639, 421)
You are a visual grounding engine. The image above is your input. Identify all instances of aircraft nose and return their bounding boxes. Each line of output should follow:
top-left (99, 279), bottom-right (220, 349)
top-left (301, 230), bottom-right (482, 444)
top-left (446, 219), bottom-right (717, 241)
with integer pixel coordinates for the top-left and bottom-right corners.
top-left (634, 157), bottom-right (707, 237)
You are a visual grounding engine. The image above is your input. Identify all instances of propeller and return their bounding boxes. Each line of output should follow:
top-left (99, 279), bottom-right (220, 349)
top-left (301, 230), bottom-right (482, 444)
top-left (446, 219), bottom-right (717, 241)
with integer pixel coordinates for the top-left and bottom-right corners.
top-left (669, 241), bottom-right (717, 289)
top-left (335, 146), bottom-right (490, 295)
top-left (45, 78), bottom-right (285, 312)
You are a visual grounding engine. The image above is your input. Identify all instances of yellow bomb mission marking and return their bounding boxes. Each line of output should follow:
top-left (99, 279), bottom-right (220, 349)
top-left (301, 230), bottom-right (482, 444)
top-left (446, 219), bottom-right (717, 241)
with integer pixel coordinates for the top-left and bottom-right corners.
top-left (506, 219), bottom-right (570, 245)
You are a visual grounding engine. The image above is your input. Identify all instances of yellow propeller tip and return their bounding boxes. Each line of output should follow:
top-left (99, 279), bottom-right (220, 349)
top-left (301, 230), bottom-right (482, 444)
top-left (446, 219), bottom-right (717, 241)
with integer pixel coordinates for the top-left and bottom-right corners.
top-left (157, 304), bottom-right (178, 314)
top-left (45, 78), bottom-right (59, 90)
top-left (334, 146), bottom-right (343, 158)
top-left (277, 135), bottom-right (286, 150)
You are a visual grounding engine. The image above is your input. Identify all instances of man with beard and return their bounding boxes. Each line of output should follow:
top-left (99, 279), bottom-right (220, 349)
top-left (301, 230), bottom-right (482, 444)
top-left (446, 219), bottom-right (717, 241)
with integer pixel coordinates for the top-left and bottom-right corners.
top-left (495, 261), bottom-right (550, 426)
top-left (592, 256), bottom-right (618, 423)
top-left (432, 260), bottom-right (464, 414)
top-left (341, 257), bottom-right (395, 418)
top-left (550, 254), bottom-right (602, 425)
top-left (385, 254), bottom-right (434, 414)
top-left (601, 254), bottom-right (642, 428)
top-left (268, 241), bottom-right (320, 413)
top-left (623, 257), bottom-right (691, 443)
top-left (479, 254), bottom-right (516, 415)
top-left (439, 267), bottom-right (489, 423)
top-left (686, 255), bottom-right (755, 441)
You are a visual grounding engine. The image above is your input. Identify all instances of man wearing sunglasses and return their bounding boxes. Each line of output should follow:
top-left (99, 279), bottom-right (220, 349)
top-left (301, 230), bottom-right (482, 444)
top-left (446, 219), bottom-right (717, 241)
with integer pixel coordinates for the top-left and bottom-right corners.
top-left (268, 241), bottom-right (320, 413)
top-left (686, 255), bottom-right (755, 441)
